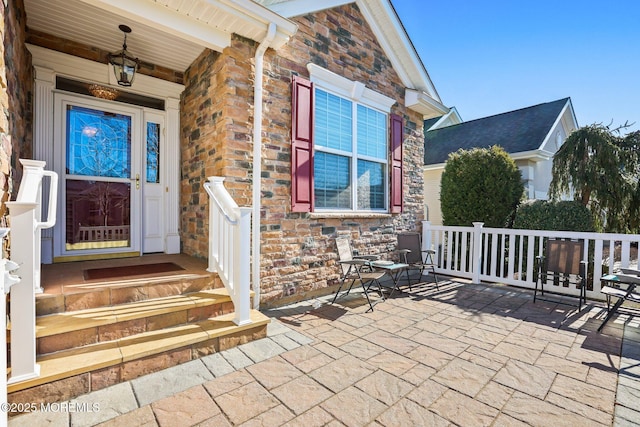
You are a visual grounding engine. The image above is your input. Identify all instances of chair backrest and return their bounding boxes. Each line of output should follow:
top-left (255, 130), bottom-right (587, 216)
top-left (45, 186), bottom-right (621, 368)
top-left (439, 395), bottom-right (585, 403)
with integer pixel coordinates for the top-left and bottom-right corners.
top-left (397, 232), bottom-right (422, 264)
top-left (545, 239), bottom-right (584, 276)
top-left (336, 237), bottom-right (353, 276)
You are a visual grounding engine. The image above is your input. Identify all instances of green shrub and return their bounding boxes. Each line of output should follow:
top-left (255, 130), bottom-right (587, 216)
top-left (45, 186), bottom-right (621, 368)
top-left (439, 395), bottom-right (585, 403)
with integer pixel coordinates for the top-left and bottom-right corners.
top-left (513, 200), bottom-right (595, 231)
top-left (440, 146), bottom-right (524, 227)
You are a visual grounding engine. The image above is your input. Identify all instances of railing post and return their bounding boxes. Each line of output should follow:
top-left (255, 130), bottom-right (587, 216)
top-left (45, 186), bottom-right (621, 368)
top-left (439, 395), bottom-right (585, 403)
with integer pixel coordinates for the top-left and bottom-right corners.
top-left (14, 159), bottom-right (57, 293)
top-left (0, 229), bottom-right (20, 427)
top-left (421, 220), bottom-right (432, 253)
top-left (472, 222), bottom-right (484, 284)
top-left (233, 208), bottom-right (252, 326)
top-left (5, 201), bottom-right (40, 383)
top-left (421, 220), bottom-right (435, 275)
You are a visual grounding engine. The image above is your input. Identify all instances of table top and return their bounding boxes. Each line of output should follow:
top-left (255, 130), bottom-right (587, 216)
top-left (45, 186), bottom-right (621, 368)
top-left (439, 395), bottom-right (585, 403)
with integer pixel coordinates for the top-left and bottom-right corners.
top-left (601, 273), bottom-right (640, 285)
top-left (369, 261), bottom-right (409, 271)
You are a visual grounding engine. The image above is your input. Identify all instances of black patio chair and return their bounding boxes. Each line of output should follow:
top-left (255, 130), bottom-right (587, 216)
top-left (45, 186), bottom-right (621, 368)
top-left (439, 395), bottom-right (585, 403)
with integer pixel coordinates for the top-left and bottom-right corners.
top-left (535, 238), bottom-right (587, 310)
top-left (397, 232), bottom-right (438, 291)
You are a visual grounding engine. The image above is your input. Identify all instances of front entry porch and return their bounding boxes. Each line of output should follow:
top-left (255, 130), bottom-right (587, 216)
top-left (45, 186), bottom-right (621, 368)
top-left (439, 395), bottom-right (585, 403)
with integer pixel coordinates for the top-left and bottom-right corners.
top-left (8, 254), bottom-right (269, 407)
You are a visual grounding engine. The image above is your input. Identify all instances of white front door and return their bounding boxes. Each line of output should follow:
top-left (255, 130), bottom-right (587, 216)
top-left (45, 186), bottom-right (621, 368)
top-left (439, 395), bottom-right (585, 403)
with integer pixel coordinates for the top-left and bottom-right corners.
top-left (53, 93), bottom-right (157, 259)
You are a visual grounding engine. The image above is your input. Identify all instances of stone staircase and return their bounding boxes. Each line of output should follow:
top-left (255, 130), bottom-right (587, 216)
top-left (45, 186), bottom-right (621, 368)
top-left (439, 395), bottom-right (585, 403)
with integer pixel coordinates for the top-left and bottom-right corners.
top-left (7, 255), bottom-right (270, 407)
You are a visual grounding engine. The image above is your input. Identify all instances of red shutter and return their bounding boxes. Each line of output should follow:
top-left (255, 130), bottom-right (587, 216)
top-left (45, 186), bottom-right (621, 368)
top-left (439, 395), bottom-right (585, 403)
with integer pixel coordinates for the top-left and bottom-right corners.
top-left (390, 114), bottom-right (403, 213)
top-left (291, 75), bottom-right (314, 212)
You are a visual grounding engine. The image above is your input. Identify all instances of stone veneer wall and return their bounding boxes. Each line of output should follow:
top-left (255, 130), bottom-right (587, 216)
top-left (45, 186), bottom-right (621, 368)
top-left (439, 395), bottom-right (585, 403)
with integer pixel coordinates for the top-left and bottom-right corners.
top-left (180, 4), bottom-right (426, 307)
top-left (1, 0), bottom-right (33, 241)
top-left (180, 38), bottom-right (256, 256)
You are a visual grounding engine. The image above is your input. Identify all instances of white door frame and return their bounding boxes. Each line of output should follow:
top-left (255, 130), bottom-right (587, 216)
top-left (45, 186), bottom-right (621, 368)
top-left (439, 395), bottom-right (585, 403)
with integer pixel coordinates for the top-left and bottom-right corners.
top-left (29, 45), bottom-right (184, 262)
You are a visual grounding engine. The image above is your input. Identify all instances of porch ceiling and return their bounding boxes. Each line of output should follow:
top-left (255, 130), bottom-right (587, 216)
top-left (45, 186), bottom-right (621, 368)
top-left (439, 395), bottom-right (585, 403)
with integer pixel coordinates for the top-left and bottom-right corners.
top-left (24, 0), bottom-right (297, 73)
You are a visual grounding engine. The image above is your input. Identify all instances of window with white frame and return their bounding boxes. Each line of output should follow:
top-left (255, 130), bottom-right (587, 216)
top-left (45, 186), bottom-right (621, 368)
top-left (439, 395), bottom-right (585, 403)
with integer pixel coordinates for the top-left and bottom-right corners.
top-left (309, 64), bottom-right (395, 212)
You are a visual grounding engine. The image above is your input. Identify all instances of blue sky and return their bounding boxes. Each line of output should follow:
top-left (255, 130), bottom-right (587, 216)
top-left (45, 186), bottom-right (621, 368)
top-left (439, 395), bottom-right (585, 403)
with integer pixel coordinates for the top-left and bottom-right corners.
top-left (392, 0), bottom-right (640, 133)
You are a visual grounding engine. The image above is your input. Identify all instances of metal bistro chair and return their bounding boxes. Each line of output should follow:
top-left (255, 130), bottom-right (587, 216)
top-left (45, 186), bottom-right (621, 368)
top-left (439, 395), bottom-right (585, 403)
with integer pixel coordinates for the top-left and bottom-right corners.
top-left (331, 237), bottom-right (386, 312)
top-left (598, 268), bottom-right (640, 332)
top-left (535, 238), bottom-right (587, 310)
top-left (397, 232), bottom-right (439, 291)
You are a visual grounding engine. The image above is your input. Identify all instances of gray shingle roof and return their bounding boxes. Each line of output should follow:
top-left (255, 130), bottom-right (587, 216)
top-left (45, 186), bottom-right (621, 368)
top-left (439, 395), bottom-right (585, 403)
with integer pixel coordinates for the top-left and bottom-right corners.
top-left (423, 116), bottom-right (442, 130)
top-left (424, 98), bottom-right (570, 165)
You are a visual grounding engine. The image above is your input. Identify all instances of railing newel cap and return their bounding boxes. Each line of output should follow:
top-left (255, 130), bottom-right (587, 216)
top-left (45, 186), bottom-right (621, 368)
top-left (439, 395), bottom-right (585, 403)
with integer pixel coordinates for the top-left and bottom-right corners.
top-left (19, 159), bottom-right (47, 170)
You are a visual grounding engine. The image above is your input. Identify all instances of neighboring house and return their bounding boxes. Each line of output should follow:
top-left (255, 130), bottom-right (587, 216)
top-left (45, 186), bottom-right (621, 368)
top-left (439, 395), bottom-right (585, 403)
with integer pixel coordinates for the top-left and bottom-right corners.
top-left (1, 0), bottom-right (449, 306)
top-left (423, 98), bottom-right (578, 225)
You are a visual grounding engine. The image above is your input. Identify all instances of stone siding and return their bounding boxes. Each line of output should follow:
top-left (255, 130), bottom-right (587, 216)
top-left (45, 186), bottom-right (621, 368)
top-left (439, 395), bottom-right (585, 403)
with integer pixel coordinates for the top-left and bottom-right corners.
top-left (180, 37), bottom-right (256, 256)
top-left (1, 0), bottom-right (33, 240)
top-left (180, 4), bottom-right (425, 306)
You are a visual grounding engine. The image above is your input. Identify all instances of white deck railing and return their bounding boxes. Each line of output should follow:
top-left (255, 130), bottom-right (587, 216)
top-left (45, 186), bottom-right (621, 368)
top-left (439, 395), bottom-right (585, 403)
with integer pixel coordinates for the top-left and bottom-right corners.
top-left (422, 221), bottom-right (640, 301)
top-left (1, 228), bottom-right (20, 427)
top-left (204, 177), bottom-right (252, 326)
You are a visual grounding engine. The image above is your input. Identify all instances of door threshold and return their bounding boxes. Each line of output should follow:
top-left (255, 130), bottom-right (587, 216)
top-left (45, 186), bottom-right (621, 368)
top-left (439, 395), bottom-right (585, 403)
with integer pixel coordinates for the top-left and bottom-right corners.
top-left (53, 251), bottom-right (141, 263)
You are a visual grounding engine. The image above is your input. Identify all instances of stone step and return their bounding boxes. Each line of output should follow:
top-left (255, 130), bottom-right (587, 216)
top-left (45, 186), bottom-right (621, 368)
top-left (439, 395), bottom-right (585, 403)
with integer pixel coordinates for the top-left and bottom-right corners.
top-left (34, 289), bottom-right (236, 354)
top-left (36, 270), bottom-right (222, 316)
top-left (8, 310), bottom-right (270, 399)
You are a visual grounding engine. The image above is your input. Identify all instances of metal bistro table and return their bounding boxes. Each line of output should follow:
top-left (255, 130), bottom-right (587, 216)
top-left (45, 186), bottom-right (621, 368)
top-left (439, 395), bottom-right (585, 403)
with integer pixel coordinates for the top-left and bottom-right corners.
top-left (598, 270), bottom-right (640, 332)
top-left (368, 260), bottom-right (410, 298)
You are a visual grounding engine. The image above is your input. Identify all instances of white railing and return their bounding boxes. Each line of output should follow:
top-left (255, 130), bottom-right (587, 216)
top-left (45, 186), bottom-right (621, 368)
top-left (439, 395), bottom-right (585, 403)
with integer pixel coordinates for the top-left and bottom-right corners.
top-left (422, 221), bottom-right (640, 301)
top-left (204, 177), bottom-right (252, 326)
top-left (5, 159), bottom-right (58, 385)
top-left (1, 228), bottom-right (20, 427)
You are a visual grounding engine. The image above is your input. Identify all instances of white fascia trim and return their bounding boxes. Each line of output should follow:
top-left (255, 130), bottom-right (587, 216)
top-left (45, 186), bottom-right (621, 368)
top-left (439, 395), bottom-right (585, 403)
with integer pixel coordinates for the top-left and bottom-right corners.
top-left (442, 106), bottom-right (463, 124)
top-left (81, 0), bottom-right (296, 51)
top-left (79, 0), bottom-right (231, 52)
top-left (308, 63), bottom-right (395, 111)
top-left (356, 0), bottom-right (441, 101)
top-left (539, 99), bottom-right (572, 151)
top-left (218, 0), bottom-right (298, 49)
top-left (265, 0), bottom-right (352, 18)
top-left (564, 98), bottom-right (579, 129)
top-left (423, 163), bottom-right (445, 171)
top-left (405, 89), bottom-right (449, 118)
top-left (510, 149), bottom-right (554, 162)
top-left (27, 44), bottom-right (184, 99)
top-left (429, 107), bottom-right (463, 130)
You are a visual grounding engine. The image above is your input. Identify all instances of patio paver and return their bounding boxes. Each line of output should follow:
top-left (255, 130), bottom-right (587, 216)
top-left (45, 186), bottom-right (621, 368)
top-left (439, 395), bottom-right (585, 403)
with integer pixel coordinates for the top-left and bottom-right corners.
top-left (9, 278), bottom-right (640, 426)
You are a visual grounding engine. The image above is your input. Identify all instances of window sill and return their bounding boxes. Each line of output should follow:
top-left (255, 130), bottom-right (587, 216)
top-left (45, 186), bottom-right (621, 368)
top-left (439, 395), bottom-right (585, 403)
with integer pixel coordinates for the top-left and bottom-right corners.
top-left (309, 212), bottom-right (392, 219)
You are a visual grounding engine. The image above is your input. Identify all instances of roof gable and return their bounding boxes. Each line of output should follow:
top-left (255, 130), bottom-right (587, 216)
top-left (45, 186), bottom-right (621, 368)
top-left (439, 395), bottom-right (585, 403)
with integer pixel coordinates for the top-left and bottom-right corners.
top-left (256, 0), bottom-right (447, 115)
top-left (424, 98), bottom-right (574, 165)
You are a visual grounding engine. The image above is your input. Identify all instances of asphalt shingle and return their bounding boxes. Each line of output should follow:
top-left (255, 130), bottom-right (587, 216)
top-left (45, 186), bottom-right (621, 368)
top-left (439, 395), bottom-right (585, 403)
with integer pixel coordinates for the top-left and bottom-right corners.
top-left (424, 98), bottom-right (570, 165)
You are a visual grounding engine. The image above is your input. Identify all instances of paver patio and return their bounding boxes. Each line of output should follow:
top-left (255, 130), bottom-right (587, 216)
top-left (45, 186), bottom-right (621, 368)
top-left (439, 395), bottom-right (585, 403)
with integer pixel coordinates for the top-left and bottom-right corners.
top-left (9, 276), bottom-right (640, 426)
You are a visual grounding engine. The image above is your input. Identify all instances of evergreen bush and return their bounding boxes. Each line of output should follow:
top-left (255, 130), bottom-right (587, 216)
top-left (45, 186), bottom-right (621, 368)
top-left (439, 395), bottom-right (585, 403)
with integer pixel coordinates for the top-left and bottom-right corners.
top-left (440, 146), bottom-right (524, 227)
top-left (513, 200), bottom-right (595, 232)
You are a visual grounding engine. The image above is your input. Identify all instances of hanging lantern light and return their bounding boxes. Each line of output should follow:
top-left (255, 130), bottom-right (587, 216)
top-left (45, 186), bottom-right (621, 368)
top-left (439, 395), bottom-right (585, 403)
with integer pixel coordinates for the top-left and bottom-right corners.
top-left (108, 25), bottom-right (140, 87)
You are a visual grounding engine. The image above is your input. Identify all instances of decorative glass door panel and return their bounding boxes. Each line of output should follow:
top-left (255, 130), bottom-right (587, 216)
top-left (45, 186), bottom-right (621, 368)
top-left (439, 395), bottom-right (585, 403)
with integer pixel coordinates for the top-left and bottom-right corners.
top-left (64, 105), bottom-right (135, 251)
top-left (146, 122), bottom-right (160, 184)
top-left (142, 113), bottom-right (165, 253)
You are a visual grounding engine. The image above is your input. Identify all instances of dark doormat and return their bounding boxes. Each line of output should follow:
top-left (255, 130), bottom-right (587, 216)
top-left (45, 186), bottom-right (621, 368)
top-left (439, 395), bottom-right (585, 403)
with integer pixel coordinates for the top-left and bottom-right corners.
top-left (83, 262), bottom-right (185, 281)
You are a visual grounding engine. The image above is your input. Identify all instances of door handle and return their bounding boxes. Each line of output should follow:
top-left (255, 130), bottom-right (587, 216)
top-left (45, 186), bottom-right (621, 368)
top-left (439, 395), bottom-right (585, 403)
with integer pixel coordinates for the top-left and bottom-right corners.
top-left (131, 173), bottom-right (140, 189)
